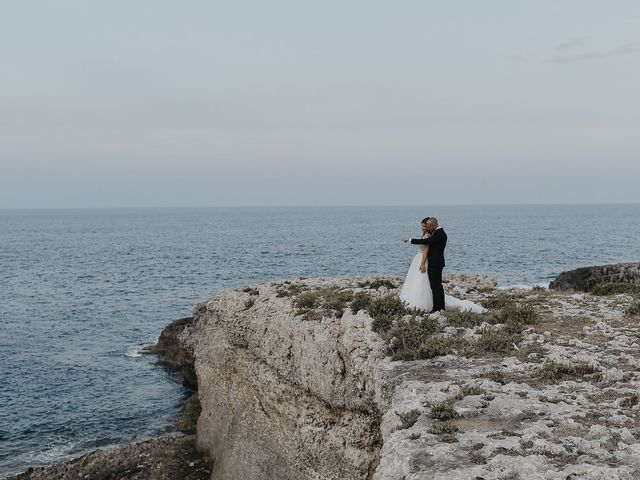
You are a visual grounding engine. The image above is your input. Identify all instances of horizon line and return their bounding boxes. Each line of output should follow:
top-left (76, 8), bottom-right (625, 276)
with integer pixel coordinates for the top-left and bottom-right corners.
top-left (1, 201), bottom-right (639, 211)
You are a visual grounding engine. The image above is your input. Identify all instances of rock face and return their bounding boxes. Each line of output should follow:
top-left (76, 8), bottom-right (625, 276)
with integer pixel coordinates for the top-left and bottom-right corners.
top-left (14, 273), bottom-right (640, 480)
top-left (550, 262), bottom-right (640, 291)
top-left (181, 278), bottom-right (389, 480)
top-left (145, 316), bottom-right (197, 389)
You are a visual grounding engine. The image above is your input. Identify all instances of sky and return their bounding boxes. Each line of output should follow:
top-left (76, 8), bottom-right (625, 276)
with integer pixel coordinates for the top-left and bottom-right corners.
top-left (1, 1), bottom-right (639, 208)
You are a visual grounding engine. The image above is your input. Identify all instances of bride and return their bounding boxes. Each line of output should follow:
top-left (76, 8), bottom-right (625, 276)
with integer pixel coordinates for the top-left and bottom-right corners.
top-left (400, 219), bottom-right (485, 313)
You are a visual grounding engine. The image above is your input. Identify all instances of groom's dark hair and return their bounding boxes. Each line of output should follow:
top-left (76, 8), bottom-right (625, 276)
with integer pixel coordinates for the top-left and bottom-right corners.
top-left (421, 217), bottom-right (430, 224)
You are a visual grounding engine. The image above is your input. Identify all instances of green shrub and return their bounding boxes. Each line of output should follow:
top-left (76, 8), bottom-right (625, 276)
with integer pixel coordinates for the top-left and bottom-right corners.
top-left (430, 402), bottom-right (459, 421)
top-left (625, 302), bottom-right (640, 317)
top-left (276, 283), bottom-right (303, 297)
top-left (447, 310), bottom-right (486, 328)
top-left (351, 291), bottom-right (373, 313)
top-left (479, 368), bottom-right (507, 385)
top-left (368, 294), bottom-right (407, 319)
top-left (242, 287), bottom-right (259, 295)
top-left (358, 279), bottom-right (398, 290)
top-left (322, 289), bottom-right (353, 317)
top-left (367, 295), bottom-right (407, 333)
top-left (429, 420), bottom-right (459, 435)
top-left (476, 329), bottom-right (520, 353)
top-left (295, 291), bottom-right (319, 310)
top-left (372, 315), bottom-right (393, 333)
top-left (481, 293), bottom-right (519, 309)
top-left (592, 283), bottom-right (640, 296)
top-left (461, 385), bottom-right (485, 396)
top-left (499, 303), bottom-right (538, 325)
top-left (416, 337), bottom-right (452, 360)
top-left (537, 361), bottom-right (602, 382)
top-left (395, 409), bottom-right (421, 429)
top-left (387, 316), bottom-right (439, 359)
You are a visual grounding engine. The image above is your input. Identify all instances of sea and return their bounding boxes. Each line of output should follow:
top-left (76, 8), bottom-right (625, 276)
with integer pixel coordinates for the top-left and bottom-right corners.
top-left (1, 204), bottom-right (639, 477)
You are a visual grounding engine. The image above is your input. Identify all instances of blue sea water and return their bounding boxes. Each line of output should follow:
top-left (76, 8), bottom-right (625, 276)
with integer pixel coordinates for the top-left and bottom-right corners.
top-left (1, 205), bottom-right (639, 477)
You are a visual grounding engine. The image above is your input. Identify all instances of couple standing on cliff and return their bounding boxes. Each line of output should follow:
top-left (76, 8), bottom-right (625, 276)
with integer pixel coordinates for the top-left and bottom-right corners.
top-left (400, 216), bottom-right (484, 314)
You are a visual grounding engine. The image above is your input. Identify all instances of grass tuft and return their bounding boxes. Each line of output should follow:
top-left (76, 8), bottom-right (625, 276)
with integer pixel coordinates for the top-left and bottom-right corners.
top-left (430, 402), bottom-right (459, 421)
top-left (481, 292), bottom-right (521, 309)
top-left (358, 279), bottom-right (398, 290)
top-left (476, 329), bottom-right (520, 353)
top-left (351, 291), bottom-right (373, 313)
top-left (447, 310), bottom-right (486, 328)
top-left (416, 337), bottom-right (453, 359)
top-left (537, 361), bottom-right (602, 383)
top-left (295, 291), bottom-right (319, 310)
top-left (395, 409), bottom-right (421, 429)
top-left (461, 385), bottom-right (485, 396)
top-left (367, 294), bottom-right (408, 333)
top-left (625, 302), bottom-right (640, 317)
top-left (388, 316), bottom-right (440, 360)
top-left (294, 287), bottom-right (354, 319)
top-left (591, 283), bottom-right (640, 296)
top-left (429, 420), bottom-right (459, 435)
top-left (276, 283), bottom-right (303, 298)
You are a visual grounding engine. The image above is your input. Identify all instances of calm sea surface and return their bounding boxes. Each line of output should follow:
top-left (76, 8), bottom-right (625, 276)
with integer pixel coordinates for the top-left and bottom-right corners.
top-left (1, 205), bottom-right (639, 476)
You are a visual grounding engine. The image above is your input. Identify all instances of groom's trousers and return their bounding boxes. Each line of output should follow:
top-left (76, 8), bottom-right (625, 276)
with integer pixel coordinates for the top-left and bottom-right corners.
top-left (428, 265), bottom-right (445, 312)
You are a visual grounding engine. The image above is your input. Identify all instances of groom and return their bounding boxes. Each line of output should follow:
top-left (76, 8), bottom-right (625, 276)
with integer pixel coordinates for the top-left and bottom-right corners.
top-left (407, 217), bottom-right (447, 312)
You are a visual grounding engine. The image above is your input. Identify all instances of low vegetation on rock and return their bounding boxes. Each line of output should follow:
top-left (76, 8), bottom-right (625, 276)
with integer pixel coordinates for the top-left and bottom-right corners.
top-left (537, 361), bottom-right (602, 383)
top-left (591, 282), bottom-right (640, 296)
top-left (395, 409), bottom-right (421, 429)
top-left (357, 279), bottom-right (398, 290)
top-left (625, 301), bottom-right (640, 317)
top-left (430, 402), bottom-right (459, 421)
top-left (293, 287), bottom-right (354, 320)
top-left (429, 420), bottom-right (459, 435)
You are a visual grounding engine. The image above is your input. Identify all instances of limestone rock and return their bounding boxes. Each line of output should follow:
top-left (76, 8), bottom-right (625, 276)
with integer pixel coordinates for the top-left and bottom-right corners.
top-left (144, 316), bottom-right (197, 389)
top-left (550, 262), bottom-right (640, 291)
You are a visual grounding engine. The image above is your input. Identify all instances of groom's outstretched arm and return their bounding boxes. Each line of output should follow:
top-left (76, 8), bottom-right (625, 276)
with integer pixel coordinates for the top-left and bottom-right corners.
top-left (410, 236), bottom-right (436, 245)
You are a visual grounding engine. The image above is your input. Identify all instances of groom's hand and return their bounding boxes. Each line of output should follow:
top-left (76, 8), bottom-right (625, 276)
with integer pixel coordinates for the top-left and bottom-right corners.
top-left (419, 265), bottom-right (426, 273)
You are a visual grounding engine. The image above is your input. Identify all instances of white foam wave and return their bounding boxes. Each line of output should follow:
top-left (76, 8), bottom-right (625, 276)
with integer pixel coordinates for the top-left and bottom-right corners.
top-left (497, 282), bottom-right (550, 290)
top-left (124, 344), bottom-right (152, 358)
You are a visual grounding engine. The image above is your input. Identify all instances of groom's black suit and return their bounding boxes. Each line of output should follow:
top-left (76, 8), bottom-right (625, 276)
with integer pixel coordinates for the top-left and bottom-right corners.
top-left (410, 227), bottom-right (447, 312)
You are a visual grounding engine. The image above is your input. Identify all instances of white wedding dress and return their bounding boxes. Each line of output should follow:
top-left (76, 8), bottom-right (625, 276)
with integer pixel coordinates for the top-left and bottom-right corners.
top-left (400, 246), bottom-right (486, 313)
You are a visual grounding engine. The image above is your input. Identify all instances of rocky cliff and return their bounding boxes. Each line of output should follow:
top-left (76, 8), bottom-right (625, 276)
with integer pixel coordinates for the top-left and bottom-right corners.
top-left (179, 273), bottom-right (640, 480)
top-left (13, 271), bottom-right (640, 479)
top-left (180, 278), bottom-right (389, 480)
top-left (549, 262), bottom-right (640, 291)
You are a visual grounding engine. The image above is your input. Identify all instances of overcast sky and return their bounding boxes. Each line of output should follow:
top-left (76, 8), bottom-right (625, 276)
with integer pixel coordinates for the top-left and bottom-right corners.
top-left (1, 1), bottom-right (639, 208)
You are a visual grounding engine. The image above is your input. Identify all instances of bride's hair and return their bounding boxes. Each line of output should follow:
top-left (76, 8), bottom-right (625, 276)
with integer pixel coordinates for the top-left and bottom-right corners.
top-left (421, 217), bottom-right (430, 224)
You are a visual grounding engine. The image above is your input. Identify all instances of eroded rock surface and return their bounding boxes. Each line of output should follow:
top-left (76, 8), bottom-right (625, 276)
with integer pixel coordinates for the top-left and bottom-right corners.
top-left (550, 262), bottom-right (640, 292)
top-left (182, 277), bottom-right (390, 480)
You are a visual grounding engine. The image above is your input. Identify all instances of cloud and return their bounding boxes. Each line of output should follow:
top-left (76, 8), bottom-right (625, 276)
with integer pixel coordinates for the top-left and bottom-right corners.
top-left (546, 42), bottom-right (638, 64)
top-left (554, 37), bottom-right (587, 52)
